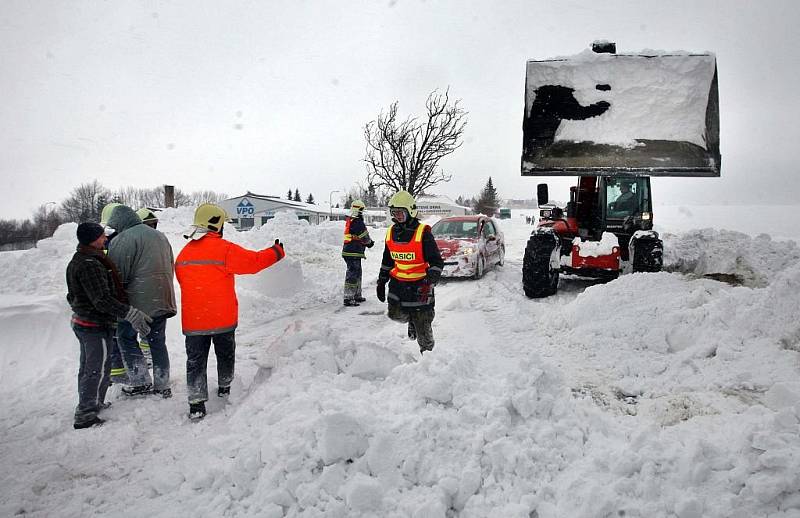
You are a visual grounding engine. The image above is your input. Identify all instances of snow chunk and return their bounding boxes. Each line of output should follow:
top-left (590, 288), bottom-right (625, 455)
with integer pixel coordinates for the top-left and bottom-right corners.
top-left (315, 412), bottom-right (367, 465)
top-left (573, 232), bottom-right (619, 257)
top-left (343, 473), bottom-right (383, 512)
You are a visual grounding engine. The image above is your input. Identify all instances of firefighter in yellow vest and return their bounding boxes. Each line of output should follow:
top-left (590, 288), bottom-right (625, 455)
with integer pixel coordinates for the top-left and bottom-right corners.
top-left (342, 200), bottom-right (374, 306)
top-left (376, 190), bottom-right (444, 354)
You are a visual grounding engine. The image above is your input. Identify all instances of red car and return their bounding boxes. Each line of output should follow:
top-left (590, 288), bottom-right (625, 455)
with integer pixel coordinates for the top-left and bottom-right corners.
top-left (431, 215), bottom-right (505, 279)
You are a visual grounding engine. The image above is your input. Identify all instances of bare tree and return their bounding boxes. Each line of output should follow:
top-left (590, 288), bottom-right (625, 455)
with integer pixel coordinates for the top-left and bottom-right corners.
top-left (32, 203), bottom-right (63, 240)
top-left (112, 186), bottom-right (223, 208)
top-left (60, 180), bottom-right (111, 223)
top-left (364, 88), bottom-right (467, 196)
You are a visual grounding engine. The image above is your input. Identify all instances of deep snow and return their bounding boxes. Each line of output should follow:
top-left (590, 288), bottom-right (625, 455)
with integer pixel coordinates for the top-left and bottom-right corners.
top-left (1, 205), bottom-right (800, 517)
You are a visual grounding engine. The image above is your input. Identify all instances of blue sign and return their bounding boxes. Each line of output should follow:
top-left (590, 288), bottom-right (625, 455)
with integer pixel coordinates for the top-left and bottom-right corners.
top-left (236, 198), bottom-right (255, 217)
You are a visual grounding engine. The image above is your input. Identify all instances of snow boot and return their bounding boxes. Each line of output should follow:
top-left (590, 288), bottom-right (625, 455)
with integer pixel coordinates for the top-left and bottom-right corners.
top-left (355, 296), bottom-right (367, 303)
top-left (74, 416), bottom-right (105, 430)
top-left (189, 402), bottom-right (206, 420)
top-left (218, 386), bottom-right (230, 397)
top-left (154, 387), bottom-right (172, 399)
top-left (343, 299), bottom-right (360, 307)
top-left (121, 384), bottom-right (153, 397)
top-left (408, 321), bottom-right (417, 340)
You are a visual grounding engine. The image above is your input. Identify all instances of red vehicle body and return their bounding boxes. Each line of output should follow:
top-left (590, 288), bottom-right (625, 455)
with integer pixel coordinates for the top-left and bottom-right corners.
top-left (431, 215), bottom-right (505, 279)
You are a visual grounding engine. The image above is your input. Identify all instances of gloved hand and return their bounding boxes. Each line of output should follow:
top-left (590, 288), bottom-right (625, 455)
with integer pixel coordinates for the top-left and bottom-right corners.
top-left (426, 268), bottom-right (441, 286)
top-left (125, 307), bottom-right (153, 337)
top-left (365, 240), bottom-right (374, 248)
top-left (417, 280), bottom-right (432, 303)
top-left (272, 238), bottom-right (285, 258)
top-left (376, 280), bottom-right (386, 302)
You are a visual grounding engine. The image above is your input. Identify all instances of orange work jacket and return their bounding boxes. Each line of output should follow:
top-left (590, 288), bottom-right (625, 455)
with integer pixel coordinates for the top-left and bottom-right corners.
top-left (175, 232), bottom-right (285, 335)
top-left (385, 223), bottom-right (429, 281)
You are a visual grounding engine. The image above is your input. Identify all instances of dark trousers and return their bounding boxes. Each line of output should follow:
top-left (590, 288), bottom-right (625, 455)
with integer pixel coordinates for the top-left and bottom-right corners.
top-left (109, 333), bottom-right (128, 384)
top-left (343, 257), bottom-right (363, 302)
top-left (117, 315), bottom-right (170, 390)
top-left (185, 331), bottom-right (236, 403)
top-left (387, 304), bottom-right (436, 352)
top-left (72, 324), bottom-right (113, 425)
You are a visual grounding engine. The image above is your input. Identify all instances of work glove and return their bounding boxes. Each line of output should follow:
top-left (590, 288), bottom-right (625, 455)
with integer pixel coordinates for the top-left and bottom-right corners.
top-left (125, 307), bottom-right (153, 337)
top-left (272, 238), bottom-right (286, 258)
top-left (417, 280), bottom-right (432, 303)
top-left (376, 280), bottom-right (386, 302)
top-left (426, 268), bottom-right (441, 287)
top-left (365, 240), bottom-right (374, 248)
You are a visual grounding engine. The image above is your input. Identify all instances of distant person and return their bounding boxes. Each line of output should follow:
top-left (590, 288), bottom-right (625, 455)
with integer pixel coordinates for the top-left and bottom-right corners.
top-left (342, 199), bottom-right (374, 306)
top-left (66, 222), bottom-right (152, 429)
top-left (136, 208), bottom-right (159, 229)
top-left (175, 204), bottom-right (285, 420)
top-left (376, 190), bottom-right (444, 355)
top-left (106, 204), bottom-right (177, 398)
top-left (612, 181), bottom-right (639, 213)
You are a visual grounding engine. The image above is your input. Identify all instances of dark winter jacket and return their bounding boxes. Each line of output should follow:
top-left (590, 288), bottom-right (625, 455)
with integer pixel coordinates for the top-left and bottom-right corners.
top-left (107, 205), bottom-right (177, 318)
top-left (379, 219), bottom-right (443, 308)
top-left (66, 245), bottom-right (131, 327)
top-left (342, 216), bottom-right (373, 259)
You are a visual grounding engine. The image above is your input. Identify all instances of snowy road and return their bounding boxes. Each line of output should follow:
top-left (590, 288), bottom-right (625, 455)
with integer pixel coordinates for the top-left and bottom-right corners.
top-left (2, 207), bottom-right (800, 517)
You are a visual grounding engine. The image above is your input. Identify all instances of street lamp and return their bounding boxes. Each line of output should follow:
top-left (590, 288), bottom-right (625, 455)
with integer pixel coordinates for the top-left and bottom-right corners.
top-left (329, 190), bottom-right (341, 221)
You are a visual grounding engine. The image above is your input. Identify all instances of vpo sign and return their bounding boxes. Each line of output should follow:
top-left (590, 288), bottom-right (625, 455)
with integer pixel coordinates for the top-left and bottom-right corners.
top-left (236, 198), bottom-right (255, 217)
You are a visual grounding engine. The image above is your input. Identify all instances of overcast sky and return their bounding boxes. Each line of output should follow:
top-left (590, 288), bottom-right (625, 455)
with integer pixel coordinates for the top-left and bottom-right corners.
top-left (2, 0), bottom-right (799, 219)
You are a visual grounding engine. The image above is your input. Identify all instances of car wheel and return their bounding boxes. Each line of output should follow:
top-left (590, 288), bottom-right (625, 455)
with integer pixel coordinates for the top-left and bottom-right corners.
top-left (498, 246), bottom-right (505, 267)
top-left (474, 255), bottom-right (485, 279)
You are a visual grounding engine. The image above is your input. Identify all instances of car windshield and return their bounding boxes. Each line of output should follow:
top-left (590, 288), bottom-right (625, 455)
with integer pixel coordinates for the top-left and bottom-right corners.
top-left (432, 220), bottom-right (479, 238)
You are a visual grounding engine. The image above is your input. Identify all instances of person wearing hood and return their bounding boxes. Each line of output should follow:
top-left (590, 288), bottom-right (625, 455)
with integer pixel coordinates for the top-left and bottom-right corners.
top-left (376, 190), bottom-right (443, 354)
top-left (66, 222), bottom-right (153, 429)
top-left (130, 207), bottom-right (162, 367)
top-left (175, 204), bottom-right (285, 420)
top-left (105, 204), bottom-right (177, 397)
top-left (341, 199), bottom-right (374, 306)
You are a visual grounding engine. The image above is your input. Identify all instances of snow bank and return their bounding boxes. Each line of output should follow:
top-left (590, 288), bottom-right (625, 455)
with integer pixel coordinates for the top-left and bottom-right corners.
top-left (2, 206), bottom-right (800, 517)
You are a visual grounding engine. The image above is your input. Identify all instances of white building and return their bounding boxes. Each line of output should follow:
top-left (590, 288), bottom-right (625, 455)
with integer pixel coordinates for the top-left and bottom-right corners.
top-left (220, 192), bottom-right (338, 229)
top-left (415, 194), bottom-right (472, 218)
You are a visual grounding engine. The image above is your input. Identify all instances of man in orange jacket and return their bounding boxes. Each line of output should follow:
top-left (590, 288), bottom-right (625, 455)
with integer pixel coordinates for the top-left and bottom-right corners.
top-left (175, 204), bottom-right (285, 419)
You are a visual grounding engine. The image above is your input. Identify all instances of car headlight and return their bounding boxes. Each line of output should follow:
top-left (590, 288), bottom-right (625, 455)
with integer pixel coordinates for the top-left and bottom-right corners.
top-left (459, 247), bottom-right (476, 256)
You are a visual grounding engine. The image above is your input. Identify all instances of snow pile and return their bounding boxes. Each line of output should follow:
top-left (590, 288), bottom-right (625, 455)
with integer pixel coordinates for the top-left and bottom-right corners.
top-left (662, 228), bottom-right (800, 287)
top-left (2, 208), bottom-right (800, 517)
top-left (526, 51), bottom-right (716, 148)
top-left (573, 231), bottom-right (619, 257)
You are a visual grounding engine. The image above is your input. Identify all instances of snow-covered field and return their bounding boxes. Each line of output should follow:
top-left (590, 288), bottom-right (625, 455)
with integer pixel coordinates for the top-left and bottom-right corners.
top-left (2, 205), bottom-right (800, 518)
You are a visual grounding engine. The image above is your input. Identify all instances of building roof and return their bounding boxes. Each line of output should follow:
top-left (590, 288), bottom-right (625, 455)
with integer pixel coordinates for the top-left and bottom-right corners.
top-left (225, 192), bottom-right (337, 216)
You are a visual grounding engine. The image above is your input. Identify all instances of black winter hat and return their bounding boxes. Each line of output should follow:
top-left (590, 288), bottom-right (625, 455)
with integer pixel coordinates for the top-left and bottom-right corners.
top-left (77, 222), bottom-right (105, 246)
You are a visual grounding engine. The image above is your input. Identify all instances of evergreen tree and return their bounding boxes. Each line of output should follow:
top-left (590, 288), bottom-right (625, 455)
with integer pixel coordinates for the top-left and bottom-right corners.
top-left (306, 193), bottom-right (315, 204)
top-left (287, 189), bottom-right (293, 200)
top-left (474, 177), bottom-right (500, 216)
top-left (293, 189), bottom-right (301, 202)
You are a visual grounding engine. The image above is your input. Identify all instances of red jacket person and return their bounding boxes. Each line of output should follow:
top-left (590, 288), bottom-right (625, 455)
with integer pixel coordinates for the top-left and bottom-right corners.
top-left (175, 204), bottom-right (285, 419)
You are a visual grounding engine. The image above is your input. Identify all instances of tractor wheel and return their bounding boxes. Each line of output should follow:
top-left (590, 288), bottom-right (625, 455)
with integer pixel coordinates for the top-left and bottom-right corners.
top-left (522, 232), bottom-right (560, 298)
top-left (631, 233), bottom-right (664, 273)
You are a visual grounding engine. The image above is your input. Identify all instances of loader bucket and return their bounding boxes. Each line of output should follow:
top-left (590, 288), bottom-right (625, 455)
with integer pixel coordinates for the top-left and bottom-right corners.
top-left (521, 46), bottom-right (720, 177)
